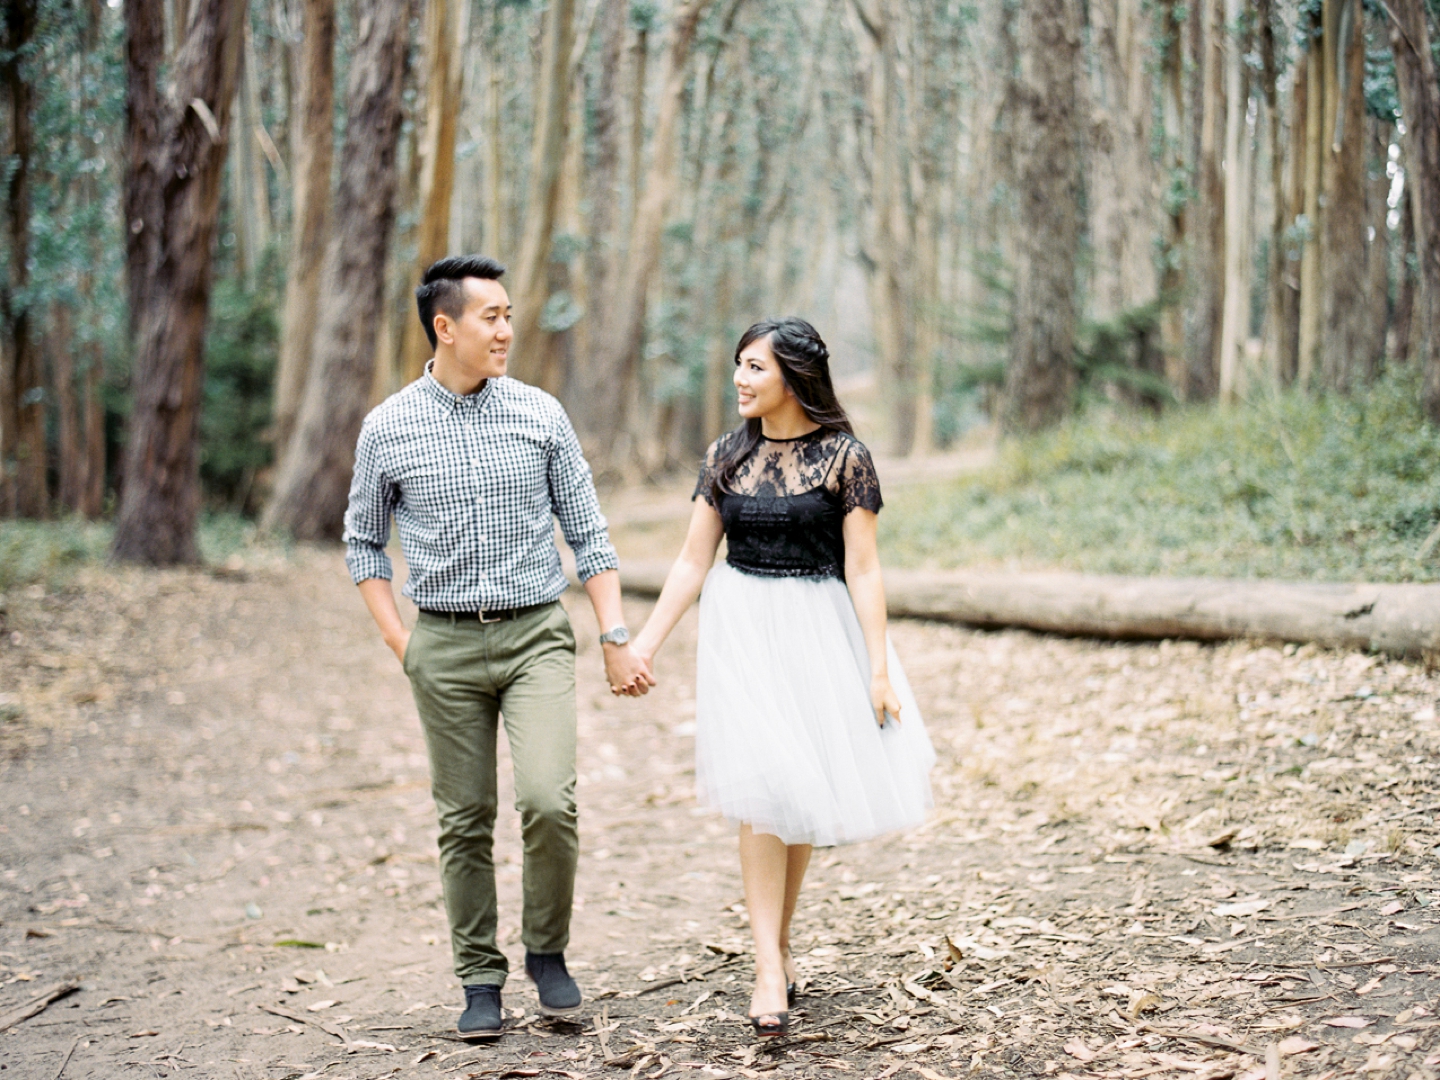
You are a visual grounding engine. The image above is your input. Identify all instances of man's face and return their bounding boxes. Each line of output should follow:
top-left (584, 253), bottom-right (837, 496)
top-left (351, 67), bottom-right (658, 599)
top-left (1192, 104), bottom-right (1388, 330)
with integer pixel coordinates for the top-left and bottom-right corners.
top-left (440, 277), bottom-right (512, 379)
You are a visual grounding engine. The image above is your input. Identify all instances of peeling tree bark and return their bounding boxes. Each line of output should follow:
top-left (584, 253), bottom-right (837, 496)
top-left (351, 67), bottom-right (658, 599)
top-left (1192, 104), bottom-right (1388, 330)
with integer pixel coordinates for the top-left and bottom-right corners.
top-left (399, 0), bottom-right (467, 387)
top-left (273, 0), bottom-right (335, 470)
top-left (1318, 0), bottom-right (1371, 393)
top-left (582, 0), bottom-right (717, 472)
top-left (510, 0), bottom-right (577, 391)
top-left (1390, 0), bottom-right (1440, 421)
top-left (1003, 0), bottom-right (1082, 433)
top-left (112, 0), bottom-right (245, 565)
top-left (1, 0), bottom-right (44, 518)
top-left (262, 0), bottom-right (415, 541)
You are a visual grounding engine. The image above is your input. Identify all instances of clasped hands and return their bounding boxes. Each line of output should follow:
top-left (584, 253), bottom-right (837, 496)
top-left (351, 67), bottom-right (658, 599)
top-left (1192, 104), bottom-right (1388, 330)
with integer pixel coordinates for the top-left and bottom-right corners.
top-left (603, 642), bottom-right (656, 697)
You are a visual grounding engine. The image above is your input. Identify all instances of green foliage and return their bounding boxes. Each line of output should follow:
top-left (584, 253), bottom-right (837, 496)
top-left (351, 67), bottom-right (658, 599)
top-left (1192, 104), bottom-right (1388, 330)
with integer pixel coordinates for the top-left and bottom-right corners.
top-left (882, 371), bottom-right (1440, 583)
top-left (0, 518), bottom-right (112, 593)
top-left (1363, 37), bottom-right (1401, 123)
top-left (0, 514), bottom-right (279, 592)
top-left (200, 260), bottom-right (279, 513)
top-left (14, 0), bottom-right (130, 480)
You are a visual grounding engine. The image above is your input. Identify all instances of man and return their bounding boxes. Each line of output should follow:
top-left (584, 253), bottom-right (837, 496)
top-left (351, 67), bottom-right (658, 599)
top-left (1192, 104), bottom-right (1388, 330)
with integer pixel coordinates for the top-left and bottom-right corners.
top-left (343, 254), bottom-right (653, 1038)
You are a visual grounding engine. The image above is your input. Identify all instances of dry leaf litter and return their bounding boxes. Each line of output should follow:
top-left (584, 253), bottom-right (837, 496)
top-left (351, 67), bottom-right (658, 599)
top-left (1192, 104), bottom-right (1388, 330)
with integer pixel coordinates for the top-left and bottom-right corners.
top-left (0, 548), bottom-right (1437, 1080)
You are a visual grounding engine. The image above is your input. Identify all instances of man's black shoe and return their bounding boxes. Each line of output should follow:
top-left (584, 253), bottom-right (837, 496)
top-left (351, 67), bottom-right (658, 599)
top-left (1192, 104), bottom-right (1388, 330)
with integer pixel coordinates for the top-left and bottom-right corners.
top-left (458, 985), bottom-right (503, 1038)
top-left (525, 951), bottom-right (582, 1014)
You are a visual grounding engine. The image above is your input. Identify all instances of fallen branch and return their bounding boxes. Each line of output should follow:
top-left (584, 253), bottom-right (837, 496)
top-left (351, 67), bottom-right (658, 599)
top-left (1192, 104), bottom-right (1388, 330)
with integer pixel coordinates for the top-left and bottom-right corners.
top-left (1140, 1024), bottom-right (1266, 1058)
top-left (636, 955), bottom-right (739, 996)
top-left (613, 561), bottom-right (1440, 657)
top-left (52, 1032), bottom-right (84, 1080)
top-left (860, 1024), bottom-right (963, 1052)
top-left (0, 982), bottom-right (81, 1033)
top-left (256, 1001), bottom-right (350, 1045)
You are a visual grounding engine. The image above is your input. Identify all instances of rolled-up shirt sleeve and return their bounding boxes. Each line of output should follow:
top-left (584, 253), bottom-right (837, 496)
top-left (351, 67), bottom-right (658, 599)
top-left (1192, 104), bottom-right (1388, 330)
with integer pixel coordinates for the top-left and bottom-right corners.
top-left (547, 405), bottom-right (619, 582)
top-left (343, 419), bottom-right (398, 584)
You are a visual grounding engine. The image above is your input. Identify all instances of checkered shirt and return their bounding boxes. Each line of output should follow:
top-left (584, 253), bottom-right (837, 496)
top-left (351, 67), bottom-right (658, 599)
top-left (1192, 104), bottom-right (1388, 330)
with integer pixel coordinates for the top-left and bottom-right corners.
top-left (343, 367), bottom-right (618, 610)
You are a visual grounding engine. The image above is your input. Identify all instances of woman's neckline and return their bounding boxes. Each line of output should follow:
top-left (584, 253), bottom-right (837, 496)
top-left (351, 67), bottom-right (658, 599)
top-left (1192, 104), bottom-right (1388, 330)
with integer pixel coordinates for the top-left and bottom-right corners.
top-left (759, 426), bottom-right (825, 444)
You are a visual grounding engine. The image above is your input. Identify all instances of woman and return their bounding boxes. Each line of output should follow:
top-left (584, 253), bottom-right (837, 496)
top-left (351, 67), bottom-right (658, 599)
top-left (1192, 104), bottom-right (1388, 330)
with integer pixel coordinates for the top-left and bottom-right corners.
top-left (630, 317), bottom-right (935, 1037)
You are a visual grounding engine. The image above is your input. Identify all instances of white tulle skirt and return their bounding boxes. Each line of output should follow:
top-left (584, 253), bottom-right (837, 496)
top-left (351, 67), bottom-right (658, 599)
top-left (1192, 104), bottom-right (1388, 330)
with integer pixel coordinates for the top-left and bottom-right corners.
top-left (694, 562), bottom-right (936, 847)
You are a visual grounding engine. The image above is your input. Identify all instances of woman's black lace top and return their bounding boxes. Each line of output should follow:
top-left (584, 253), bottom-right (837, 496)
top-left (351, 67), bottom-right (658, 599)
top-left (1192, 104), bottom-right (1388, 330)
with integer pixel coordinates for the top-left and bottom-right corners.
top-left (693, 428), bottom-right (883, 580)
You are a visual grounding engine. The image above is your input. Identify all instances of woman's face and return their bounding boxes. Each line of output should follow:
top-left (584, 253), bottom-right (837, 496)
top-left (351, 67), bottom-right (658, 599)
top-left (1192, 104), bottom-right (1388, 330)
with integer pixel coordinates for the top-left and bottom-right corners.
top-left (733, 335), bottom-right (793, 419)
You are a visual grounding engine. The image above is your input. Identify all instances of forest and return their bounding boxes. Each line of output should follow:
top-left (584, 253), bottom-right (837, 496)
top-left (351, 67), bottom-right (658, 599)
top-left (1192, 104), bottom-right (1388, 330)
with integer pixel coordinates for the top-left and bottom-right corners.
top-left (1, 0), bottom-right (1439, 566)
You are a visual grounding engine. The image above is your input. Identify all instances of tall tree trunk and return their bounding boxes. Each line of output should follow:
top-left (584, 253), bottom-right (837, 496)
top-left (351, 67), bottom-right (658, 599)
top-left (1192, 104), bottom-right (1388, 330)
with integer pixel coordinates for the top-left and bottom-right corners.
top-left (1318, 0), bottom-right (1370, 392)
top-left (1258, 0), bottom-right (1297, 384)
top-left (848, 0), bottom-right (916, 455)
top-left (231, 17), bottom-right (271, 287)
top-left (1217, 0), bottom-right (1249, 400)
top-left (1184, 0), bottom-right (1224, 401)
top-left (79, 0), bottom-right (106, 519)
top-left (1156, 0), bottom-right (1187, 389)
top-left (273, 0), bottom-right (335, 470)
top-left (584, 0), bottom-right (716, 471)
top-left (1390, 0), bottom-right (1440, 420)
top-left (510, 0), bottom-right (578, 389)
top-left (579, 0), bottom-right (629, 436)
top-left (1393, 187), bottom-right (1417, 367)
top-left (1, 0), bottom-right (44, 518)
top-left (81, 335), bottom-right (104, 518)
top-left (482, 3), bottom-right (504, 256)
top-left (262, 0), bottom-right (415, 540)
top-left (1297, 26), bottom-right (1325, 386)
top-left (53, 308), bottom-right (83, 512)
top-left (399, 0), bottom-right (468, 386)
top-left (1362, 118), bottom-right (1392, 381)
top-left (112, 0), bottom-right (245, 565)
top-left (1089, 0), bottom-right (1158, 325)
top-left (1003, 0), bottom-right (1082, 433)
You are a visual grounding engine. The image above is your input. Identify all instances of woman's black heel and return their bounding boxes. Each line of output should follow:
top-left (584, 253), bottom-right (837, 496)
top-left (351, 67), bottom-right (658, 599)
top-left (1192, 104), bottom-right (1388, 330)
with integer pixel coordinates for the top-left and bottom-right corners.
top-left (787, 982), bottom-right (797, 1008)
top-left (749, 1011), bottom-right (790, 1037)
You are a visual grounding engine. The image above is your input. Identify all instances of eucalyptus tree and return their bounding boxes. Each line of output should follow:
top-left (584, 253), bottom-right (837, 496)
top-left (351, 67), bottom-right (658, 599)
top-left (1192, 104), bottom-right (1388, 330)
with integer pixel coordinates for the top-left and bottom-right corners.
top-left (112, 0), bottom-right (245, 565)
top-left (263, 0), bottom-right (416, 540)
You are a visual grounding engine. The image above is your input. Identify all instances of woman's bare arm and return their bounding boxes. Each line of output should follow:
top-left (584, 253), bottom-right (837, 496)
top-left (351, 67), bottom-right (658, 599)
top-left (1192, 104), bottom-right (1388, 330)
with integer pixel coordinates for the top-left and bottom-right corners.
top-left (843, 508), bottom-right (900, 726)
top-left (630, 499), bottom-right (726, 673)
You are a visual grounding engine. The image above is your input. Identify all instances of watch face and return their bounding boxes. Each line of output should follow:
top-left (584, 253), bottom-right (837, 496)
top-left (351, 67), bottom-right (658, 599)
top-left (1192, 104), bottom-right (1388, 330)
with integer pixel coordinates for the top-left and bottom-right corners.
top-left (603, 626), bottom-right (630, 645)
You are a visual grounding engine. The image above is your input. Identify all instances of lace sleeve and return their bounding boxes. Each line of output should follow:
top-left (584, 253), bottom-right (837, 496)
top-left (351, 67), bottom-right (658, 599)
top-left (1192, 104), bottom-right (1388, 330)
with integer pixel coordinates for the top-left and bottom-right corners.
top-left (693, 438), bottom-right (722, 507)
top-left (839, 439), bottom-right (883, 515)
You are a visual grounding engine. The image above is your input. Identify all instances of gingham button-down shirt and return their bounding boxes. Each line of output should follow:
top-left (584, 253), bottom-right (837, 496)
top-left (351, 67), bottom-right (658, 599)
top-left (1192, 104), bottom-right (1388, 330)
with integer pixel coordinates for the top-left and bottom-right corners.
top-left (342, 367), bottom-right (618, 610)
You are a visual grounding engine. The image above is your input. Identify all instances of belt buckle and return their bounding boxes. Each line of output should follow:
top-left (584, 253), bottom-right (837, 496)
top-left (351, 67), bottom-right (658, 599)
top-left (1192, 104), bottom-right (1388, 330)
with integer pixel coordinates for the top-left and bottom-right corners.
top-left (476, 609), bottom-right (504, 624)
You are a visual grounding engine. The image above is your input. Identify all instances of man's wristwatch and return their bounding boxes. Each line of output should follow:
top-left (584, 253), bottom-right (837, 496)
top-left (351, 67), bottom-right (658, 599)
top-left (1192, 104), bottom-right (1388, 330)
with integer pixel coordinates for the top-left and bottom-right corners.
top-left (599, 625), bottom-right (630, 646)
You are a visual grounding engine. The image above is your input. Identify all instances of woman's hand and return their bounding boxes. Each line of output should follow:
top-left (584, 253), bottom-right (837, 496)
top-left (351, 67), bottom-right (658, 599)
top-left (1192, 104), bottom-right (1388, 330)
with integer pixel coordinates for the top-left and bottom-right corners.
top-left (870, 673), bottom-right (901, 728)
top-left (604, 642), bottom-right (656, 696)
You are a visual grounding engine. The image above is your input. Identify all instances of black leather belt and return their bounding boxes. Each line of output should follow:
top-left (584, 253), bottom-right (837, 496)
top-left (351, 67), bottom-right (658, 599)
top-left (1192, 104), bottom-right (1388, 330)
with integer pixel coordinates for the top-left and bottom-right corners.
top-left (418, 603), bottom-right (550, 624)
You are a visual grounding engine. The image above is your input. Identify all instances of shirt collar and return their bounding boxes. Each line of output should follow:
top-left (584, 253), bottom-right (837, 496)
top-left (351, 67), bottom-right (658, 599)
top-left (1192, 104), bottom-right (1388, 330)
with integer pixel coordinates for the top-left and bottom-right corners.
top-left (419, 360), bottom-right (496, 412)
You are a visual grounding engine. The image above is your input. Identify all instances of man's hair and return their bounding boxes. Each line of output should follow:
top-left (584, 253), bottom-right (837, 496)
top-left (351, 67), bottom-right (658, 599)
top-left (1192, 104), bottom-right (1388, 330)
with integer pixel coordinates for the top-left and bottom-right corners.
top-left (415, 254), bottom-right (507, 350)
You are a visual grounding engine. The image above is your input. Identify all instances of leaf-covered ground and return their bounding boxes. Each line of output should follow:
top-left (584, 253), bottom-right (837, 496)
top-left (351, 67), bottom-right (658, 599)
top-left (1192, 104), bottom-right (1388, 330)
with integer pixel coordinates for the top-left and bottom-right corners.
top-left (1, 549), bottom-right (1438, 1080)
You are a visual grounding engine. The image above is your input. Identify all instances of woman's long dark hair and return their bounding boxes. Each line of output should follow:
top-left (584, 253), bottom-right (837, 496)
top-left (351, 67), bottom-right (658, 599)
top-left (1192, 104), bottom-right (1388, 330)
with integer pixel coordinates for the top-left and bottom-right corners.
top-left (710, 317), bottom-right (854, 504)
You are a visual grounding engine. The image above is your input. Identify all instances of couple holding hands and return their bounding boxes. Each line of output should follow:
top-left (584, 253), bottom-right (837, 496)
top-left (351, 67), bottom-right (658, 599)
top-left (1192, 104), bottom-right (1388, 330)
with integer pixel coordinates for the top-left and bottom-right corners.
top-left (344, 255), bottom-right (934, 1040)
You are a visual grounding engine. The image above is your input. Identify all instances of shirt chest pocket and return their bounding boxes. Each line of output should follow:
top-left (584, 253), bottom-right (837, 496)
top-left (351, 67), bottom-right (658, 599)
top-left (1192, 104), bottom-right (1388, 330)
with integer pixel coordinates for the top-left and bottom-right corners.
top-left (394, 459), bottom-right (469, 519)
top-left (468, 433), bottom-right (548, 506)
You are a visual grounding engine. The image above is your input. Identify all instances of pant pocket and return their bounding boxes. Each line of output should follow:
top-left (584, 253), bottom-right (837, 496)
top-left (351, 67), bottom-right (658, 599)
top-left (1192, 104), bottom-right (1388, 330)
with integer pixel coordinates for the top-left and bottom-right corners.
top-left (403, 623), bottom-right (425, 676)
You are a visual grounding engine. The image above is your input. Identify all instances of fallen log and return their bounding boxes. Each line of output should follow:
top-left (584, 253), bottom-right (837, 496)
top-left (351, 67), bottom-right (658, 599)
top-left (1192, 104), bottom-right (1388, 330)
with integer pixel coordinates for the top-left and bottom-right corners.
top-left (612, 560), bottom-right (1440, 657)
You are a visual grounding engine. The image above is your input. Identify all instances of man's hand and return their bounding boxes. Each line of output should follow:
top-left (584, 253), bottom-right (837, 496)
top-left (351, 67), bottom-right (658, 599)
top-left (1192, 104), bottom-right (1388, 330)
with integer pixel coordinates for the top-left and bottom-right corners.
top-left (387, 628), bottom-right (412, 667)
top-left (604, 642), bottom-right (656, 696)
top-left (358, 578), bottom-right (411, 670)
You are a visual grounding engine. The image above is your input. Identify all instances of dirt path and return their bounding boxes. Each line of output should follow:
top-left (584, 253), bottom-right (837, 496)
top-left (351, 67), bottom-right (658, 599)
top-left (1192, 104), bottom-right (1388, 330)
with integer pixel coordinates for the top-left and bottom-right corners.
top-left (2, 548), bottom-right (1438, 1080)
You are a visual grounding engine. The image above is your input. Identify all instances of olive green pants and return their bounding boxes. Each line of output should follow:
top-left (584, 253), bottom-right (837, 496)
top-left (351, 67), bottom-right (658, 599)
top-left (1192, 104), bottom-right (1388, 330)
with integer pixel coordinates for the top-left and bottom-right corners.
top-left (403, 602), bottom-right (579, 987)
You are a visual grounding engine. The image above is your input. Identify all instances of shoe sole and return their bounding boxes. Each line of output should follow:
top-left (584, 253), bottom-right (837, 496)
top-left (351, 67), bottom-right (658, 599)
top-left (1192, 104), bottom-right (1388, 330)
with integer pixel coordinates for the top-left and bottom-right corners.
top-left (536, 1000), bottom-right (583, 1017)
top-left (457, 1025), bottom-right (504, 1040)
